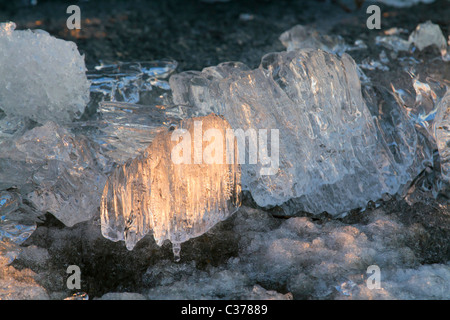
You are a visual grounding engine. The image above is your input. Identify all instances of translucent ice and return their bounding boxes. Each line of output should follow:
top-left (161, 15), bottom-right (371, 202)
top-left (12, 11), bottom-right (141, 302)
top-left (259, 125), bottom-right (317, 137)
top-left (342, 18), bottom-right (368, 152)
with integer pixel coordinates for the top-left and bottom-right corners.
top-left (390, 74), bottom-right (449, 184)
top-left (0, 22), bottom-right (90, 124)
top-left (279, 25), bottom-right (348, 54)
top-left (408, 21), bottom-right (448, 57)
top-left (0, 191), bottom-right (38, 265)
top-left (0, 122), bottom-right (106, 227)
top-left (74, 101), bottom-right (194, 165)
top-left (101, 114), bottom-right (241, 258)
top-left (434, 89), bottom-right (450, 181)
top-left (87, 60), bottom-right (177, 104)
top-left (376, 21), bottom-right (448, 59)
top-left (170, 49), bottom-right (426, 215)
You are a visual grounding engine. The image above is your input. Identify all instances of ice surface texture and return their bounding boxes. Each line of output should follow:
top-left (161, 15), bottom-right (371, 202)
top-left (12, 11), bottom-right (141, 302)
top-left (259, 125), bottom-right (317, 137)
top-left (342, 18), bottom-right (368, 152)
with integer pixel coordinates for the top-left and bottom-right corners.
top-left (376, 21), bottom-right (448, 59)
top-left (0, 22), bottom-right (90, 124)
top-left (279, 25), bottom-right (348, 54)
top-left (434, 89), bottom-right (450, 181)
top-left (0, 122), bottom-right (106, 227)
top-left (101, 114), bottom-right (241, 255)
top-left (170, 49), bottom-right (425, 215)
top-left (87, 60), bottom-right (177, 104)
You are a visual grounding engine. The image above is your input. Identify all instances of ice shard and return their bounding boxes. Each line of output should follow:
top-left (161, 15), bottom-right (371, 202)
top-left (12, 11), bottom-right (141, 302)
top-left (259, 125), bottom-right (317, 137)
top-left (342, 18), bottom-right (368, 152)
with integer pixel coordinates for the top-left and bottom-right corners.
top-left (408, 21), bottom-right (448, 57)
top-left (0, 22), bottom-right (90, 124)
top-left (87, 60), bottom-right (177, 104)
top-left (434, 89), bottom-right (450, 181)
top-left (101, 114), bottom-right (241, 259)
top-left (169, 49), bottom-right (427, 215)
top-left (74, 101), bottom-right (194, 165)
top-left (0, 122), bottom-right (106, 227)
top-left (375, 21), bottom-right (448, 60)
top-left (279, 25), bottom-right (348, 54)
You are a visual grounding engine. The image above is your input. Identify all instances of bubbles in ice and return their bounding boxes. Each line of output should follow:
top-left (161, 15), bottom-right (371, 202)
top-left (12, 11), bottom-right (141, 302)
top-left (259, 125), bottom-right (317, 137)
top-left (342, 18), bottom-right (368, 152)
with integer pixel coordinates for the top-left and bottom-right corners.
top-left (100, 113), bottom-right (241, 259)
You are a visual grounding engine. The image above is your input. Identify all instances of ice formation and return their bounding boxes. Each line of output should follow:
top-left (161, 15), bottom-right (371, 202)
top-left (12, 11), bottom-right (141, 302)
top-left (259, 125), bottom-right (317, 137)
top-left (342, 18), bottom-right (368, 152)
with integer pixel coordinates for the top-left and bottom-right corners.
top-left (79, 101), bottom-right (193, 164)
top-left (0, 22), bottom-right (90, 124)
top-left (0, 122), bottom-right (106, 227)
top-left (376, 21), bottom-right (448, 59)
top-left (87, 60), bottom-right (177, 104)
top-left (101, 114), bottom-right (241, 259)
top-left (408, 21), bottom-right (448, 57)
top-left (169, 49), bottom-right (427, 215)
top-left (434, 89), bottom-right (450, 181)
top-left (82, 59), bottom-right (181, 164)
top-left (279, 25), bottom-right (348, 54)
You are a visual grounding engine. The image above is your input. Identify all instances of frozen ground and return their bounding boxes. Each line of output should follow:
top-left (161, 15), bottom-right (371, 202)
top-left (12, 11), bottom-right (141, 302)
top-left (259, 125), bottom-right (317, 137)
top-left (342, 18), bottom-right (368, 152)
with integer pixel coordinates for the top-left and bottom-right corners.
top-left (0, 0), bottom-right (449, 300)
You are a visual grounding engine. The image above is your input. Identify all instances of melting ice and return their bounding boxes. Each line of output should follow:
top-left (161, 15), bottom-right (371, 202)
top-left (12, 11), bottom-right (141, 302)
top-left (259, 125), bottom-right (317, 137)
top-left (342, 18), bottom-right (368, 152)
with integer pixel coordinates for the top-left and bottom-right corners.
top-left (100, 114), bottom-right (241, 259)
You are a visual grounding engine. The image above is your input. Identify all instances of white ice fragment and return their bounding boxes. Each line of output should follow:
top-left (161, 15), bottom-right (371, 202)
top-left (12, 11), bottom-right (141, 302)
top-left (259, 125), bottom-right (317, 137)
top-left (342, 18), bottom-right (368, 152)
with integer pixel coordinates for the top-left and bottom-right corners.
top-left (376, 21), bottom-right (448, 59)
top-left (0, 22), bottom-right (90, 124)
top-left (101, 114), bottom-right (241, 256)
top-left (78, 101), bottom-right (192, 165)
top-left (0, 21), bottom-right (15, 36)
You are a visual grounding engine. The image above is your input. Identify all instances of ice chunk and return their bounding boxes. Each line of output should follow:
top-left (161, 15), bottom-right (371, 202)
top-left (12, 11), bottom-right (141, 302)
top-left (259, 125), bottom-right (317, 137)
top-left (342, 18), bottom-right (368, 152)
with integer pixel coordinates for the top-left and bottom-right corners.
top-left (170, 49), bottom-right (425, 215)
top-left (434, 89), bottom-right (450, 181)
top-left (0, 22), bottom-right (90, 124)
top-left (0, 191), bottom-right (38, 265)
top-left (390, 74), bottom-right (448, 185)
top-left (0, 191), bottom-right (37, 245)
top-left (376, 21), bottom-right (448, 59)
top-left (101, 114), bottom-right (241, 258)
top-left (408, 21), bottom-right (448, 56)
top-left (279, 25), bottom-right (348, 54)
top-left (0, 122), bottom-right (106, 227)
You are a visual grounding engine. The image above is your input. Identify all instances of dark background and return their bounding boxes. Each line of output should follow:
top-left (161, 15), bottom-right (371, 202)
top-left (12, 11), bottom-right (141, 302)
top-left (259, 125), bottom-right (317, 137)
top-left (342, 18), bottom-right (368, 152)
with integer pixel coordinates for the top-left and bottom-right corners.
top-left (1, 0), bottom-right (449, 71)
